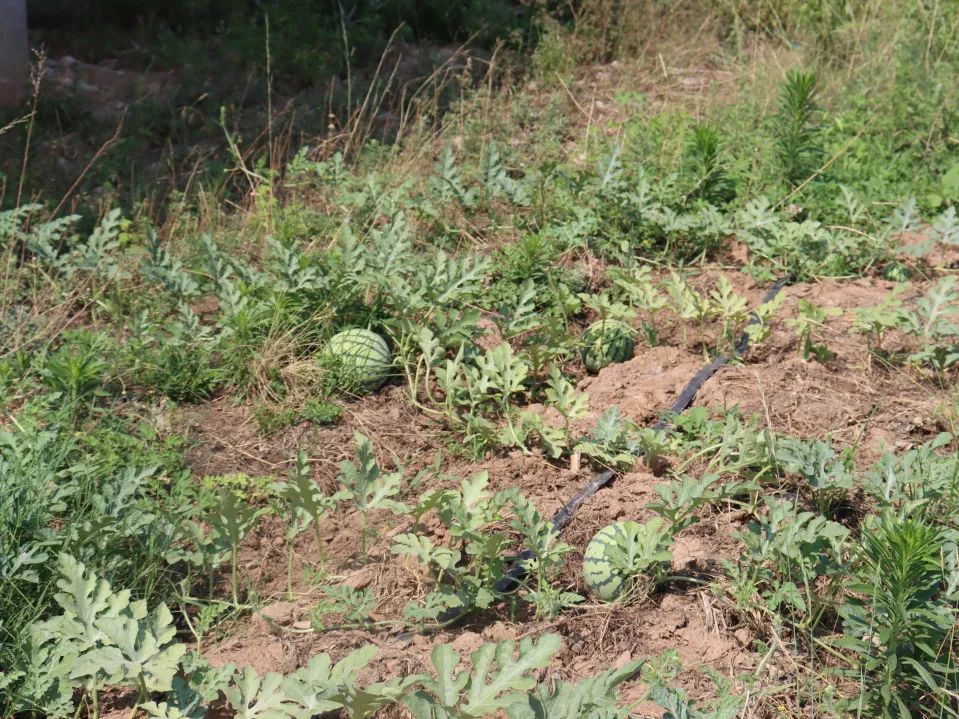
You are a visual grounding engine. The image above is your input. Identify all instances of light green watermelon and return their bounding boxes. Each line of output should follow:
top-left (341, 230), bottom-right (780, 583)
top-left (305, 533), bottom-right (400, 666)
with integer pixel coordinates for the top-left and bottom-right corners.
top-left (580, 319), bottom-right (636, 373)
top-left (583, 520), bottom-right (642, 601)
top-left (323, 328), bottom-right (392, 392)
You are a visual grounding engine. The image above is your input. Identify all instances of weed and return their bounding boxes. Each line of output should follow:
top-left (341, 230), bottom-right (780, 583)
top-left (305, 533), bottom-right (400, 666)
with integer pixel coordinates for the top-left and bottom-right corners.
top-left (774, 71), bottom-right (823, 190)
top-left (839, 513), bottom-right (957, 717)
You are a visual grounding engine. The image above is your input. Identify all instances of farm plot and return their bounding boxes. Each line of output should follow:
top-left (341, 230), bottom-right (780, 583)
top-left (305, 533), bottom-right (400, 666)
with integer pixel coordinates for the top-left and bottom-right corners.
top-left (3, 9), bottom-right (959, 719)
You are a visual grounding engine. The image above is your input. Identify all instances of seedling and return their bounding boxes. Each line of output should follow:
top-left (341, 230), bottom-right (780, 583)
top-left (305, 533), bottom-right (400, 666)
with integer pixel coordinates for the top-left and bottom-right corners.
top-left (270, 451), bottom-right (344, 596)
top-left (785, 300), bottom-right (842, 362)
top-left (336, 433), bottom-right (409, 557)
top-left (207, 492), bottom-right (267, 606)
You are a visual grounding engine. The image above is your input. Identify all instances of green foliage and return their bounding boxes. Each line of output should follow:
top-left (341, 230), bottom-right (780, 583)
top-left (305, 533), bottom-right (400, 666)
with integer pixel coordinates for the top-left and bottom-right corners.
top-left (6, 554), bottom-right (186, 713)
top-left (683, 124), bottom-right (735, 205)
top-left (300, 398), bottom-right (342, 425)
top-left (785, 300), bottom-right (842, 362)
top-left (838, 513), bottom-right (958, 717)
top-left (395, 471), bottom-right (515, 623)
top-left (0, 396), bottom-right (200, 700)
top-left (573, 406), bottom-right (672, 472)
top-left (407, 634), bottom-right (561, 719)
top-left (852, 287), bottom-right (910, 355)
top-left (775, 437), bottom-right (853, 514)
top-left (309, 585), bottom-right (377, 629)
top-left (774, 71), bottom-right (822, 189)
top-left (506, 658), bottom-right (644, 719)
top-left (509, 496), bottom-right (581, 617)
top-left (337, 432), bottom-right (409, 555)
top-left (863, 433), bottom-right (959, 519)
top-left (42, 344), bottom-right (107, 408)
top-left (731, 498), bottom-right (848, 628)
top-left (435, 343), bottom-right (533, 457)
top-left (852, 279), bottom-right (959, 374)
top-left (207, 491), bottom-right (267, 606)
top-left (271, 451), bottom-right (343, 595)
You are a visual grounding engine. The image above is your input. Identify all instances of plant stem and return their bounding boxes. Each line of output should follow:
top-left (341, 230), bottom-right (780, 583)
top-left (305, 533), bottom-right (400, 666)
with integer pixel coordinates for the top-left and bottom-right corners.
top-left (287, 538), bottom-right (295, 601)
top-left (230, 545), bottom-right (239, 606)
top-left (360, 511), bottom-right (368, 557)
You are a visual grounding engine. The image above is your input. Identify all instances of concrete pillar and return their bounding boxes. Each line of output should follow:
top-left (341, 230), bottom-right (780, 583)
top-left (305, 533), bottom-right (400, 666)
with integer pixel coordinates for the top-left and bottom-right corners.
top-left (0, 0), bottom-right (29, 106)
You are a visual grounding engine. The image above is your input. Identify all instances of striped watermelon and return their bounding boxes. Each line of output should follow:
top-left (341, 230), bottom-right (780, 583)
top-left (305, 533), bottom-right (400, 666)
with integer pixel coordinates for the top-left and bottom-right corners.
top-left (580, 320), bottom-right (636, 373)
top-left (323, 328), bottom-right (392, 392)
top-left (583, 520), bottom-right (641, 600)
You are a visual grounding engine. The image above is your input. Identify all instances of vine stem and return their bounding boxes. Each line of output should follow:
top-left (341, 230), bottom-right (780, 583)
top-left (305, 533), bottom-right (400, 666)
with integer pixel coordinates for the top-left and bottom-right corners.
top-left (230, 544), bottom-right (240, 607)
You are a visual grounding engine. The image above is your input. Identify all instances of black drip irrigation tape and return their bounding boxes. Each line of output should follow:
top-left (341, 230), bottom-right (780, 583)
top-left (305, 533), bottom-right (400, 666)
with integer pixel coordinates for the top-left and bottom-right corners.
top-left (428, 275), bottom-right (791, 630)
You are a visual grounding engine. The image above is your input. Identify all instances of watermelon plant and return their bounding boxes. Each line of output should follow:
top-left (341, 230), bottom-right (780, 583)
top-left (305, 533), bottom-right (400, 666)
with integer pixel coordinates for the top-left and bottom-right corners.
top-left (270, 451), bottom-right (344, 597)
top-left (336, 432), bottom-right (409, 556)
top-left (393, 471), bottom-right (516, 624)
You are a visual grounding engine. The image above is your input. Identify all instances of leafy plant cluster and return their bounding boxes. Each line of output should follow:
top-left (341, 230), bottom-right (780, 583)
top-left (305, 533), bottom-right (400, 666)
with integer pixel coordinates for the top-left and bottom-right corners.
top-left (0, 387), bottom-right (203, 693)
top-left (3, 554), bottom-right (670, 719)
top-left (679, 409), bottom-right (959, 718)
top-left (853, 275), bottom-right (959, 375)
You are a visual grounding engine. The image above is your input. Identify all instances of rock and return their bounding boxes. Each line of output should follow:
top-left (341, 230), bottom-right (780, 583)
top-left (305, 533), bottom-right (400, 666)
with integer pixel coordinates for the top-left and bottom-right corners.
top-left (257, 601), bottom-right (297, 625)
top-left (483, 622), bottom-right (513, 643)
top-left (451, 631), bottom-right (483, 654)
top-left (340, 569), bottom-right (372, 590)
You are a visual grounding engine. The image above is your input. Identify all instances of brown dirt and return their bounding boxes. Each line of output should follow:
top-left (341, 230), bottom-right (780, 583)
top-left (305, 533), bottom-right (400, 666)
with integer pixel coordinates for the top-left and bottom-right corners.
top-left (177, 268), bottom-right (955, 716)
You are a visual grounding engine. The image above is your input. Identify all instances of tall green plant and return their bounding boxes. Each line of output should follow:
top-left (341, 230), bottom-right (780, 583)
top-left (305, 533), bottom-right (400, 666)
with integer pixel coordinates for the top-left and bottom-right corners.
top-left (839, 513), bottom-right (957, 717)
top-left (774, 70), bottom-right (822, 189)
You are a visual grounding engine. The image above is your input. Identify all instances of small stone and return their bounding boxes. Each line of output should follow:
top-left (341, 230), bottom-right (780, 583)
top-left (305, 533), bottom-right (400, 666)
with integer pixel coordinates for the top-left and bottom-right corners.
top-left (613, 650), bottom-right (633, 669)
top-left (451, 631), bottom-right (483, 654)
top-left (292, 620), bottom-right (312, 631)
top-left (258, 601), bottom-right (297, 624)
top-left (340, 570), bottom-right (371, 590)
top-left (483, 622), bottom-right (513, 643)
top-left (734, 628), bottom-right (752, 647)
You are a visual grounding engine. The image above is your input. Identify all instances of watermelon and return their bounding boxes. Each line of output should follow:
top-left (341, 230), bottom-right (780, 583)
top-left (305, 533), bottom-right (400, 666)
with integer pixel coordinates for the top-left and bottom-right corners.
top-left (323, 328), bottom-right (392, 392)
top-left (583, 520), bottom-right (642, 601)
top-left (580, 319), bottom-right (636, 373)
top-left (882, 260), bottom-right (912, 282)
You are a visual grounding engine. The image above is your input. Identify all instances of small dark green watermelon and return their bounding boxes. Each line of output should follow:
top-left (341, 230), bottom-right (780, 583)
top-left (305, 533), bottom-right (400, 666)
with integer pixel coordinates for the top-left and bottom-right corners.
top-left (882, 260), bottom-right (912, 282)
top-left (583, 520), bottom-right (642, 600)
top-left (580, 319), bottom-right (636, 373)
top-left (323, 328), bottom-right (392, 392)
